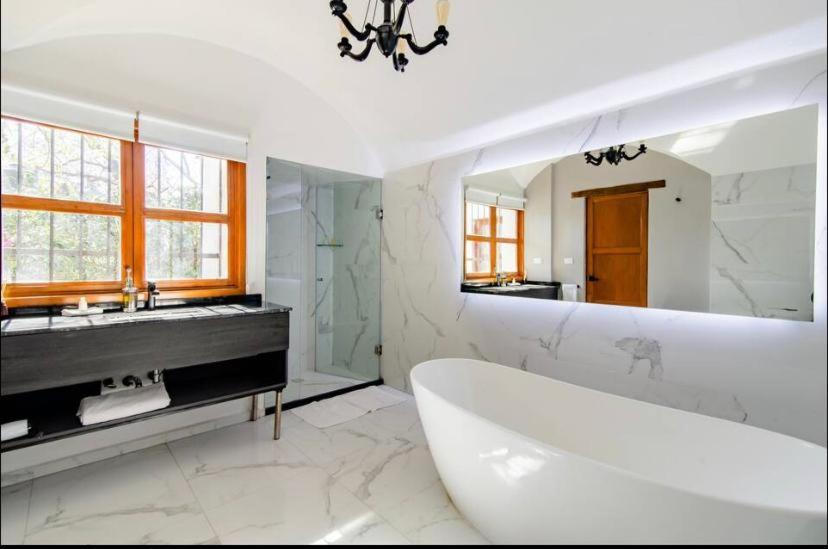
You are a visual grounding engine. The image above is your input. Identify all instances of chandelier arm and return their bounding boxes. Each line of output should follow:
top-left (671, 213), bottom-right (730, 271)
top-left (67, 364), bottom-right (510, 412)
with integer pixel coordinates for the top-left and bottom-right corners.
top-left (333, 11), bottom-right (373, 41)
top-left (394, 1), bottom-right (412, 34)
top-left (620, 144), bottom-right (647, 162)
top-left (342, 39), bottom-right (376, 61)
top-left (584, 152), bottom-right (604, 166)
top-left (400, 29), bottom-right (448, 55)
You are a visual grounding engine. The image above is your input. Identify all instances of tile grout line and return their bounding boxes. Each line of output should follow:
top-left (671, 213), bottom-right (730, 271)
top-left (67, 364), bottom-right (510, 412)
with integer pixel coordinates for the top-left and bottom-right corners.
top-left (164, 442), bottom-right (223, 545)
top-left (21, 480), bottom-right (34, 545)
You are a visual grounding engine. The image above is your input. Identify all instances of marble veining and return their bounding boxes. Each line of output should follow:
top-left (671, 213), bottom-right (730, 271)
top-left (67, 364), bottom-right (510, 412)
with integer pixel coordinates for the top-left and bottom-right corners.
top-left (381, 54), bottom-right (827, 445)
top-left (0, 387), bottom-right (486, 545)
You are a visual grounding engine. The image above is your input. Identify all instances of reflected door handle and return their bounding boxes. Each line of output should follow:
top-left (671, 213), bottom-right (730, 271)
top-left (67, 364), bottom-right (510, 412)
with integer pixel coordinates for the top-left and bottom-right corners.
top-left (587, 275), bottom-right (599, 282)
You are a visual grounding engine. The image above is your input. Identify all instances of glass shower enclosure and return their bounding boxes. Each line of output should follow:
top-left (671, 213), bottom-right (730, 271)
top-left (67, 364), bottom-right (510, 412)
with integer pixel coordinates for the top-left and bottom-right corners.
top-left (265, 158), bottom-right (381, 404)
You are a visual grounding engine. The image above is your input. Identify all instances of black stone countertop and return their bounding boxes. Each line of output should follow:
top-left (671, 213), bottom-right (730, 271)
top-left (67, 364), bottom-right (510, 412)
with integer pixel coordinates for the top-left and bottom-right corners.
top-left (460, 281), bottom-right (562, 300)
top-left (1, 295), bottom-right (291, 337)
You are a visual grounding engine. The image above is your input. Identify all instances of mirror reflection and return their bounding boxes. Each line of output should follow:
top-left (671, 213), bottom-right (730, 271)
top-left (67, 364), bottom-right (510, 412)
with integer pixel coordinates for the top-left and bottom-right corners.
top-left (461, 105), bottom-right (818, 321)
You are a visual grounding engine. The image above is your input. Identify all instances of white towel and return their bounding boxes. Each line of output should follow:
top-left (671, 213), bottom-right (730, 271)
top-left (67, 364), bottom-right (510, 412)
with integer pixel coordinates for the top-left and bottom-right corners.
top-left (77, 383), bottom-right (171, 426)
top-left (1, 420), bottom-right (30, 442)
top-left (562, 283), bottom-right (579, 302)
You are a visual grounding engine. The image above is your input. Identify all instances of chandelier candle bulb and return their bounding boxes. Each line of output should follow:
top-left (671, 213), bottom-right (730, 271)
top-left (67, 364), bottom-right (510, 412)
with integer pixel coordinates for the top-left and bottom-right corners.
top-left (436, 0), bottom-right (451, 26)
top-left (338, 13), bottom-right (351, 38)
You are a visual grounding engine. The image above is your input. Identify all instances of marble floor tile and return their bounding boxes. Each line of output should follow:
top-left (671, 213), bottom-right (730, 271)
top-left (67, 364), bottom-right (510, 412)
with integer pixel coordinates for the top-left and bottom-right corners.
top-left (24, 445), bottom-right (216, 545)
top-left (282, 413), bottom-right (396, 468)
top-left (168, 416), bottom-right (312, 511)
top-left (361, 399), bottom-right (428, 446)
top-left (1, 387), bottom-right (487, 545)
top-left (1, 481), bottom-right (31, 545)
top-left (203, 464), bottom-right (409, 545)
top-left (324, 434), bottom-right (487, 545)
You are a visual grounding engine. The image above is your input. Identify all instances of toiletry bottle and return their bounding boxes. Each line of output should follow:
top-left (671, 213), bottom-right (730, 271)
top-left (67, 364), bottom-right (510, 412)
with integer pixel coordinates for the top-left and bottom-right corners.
top-left (122, 267), bottom-right (138, 313)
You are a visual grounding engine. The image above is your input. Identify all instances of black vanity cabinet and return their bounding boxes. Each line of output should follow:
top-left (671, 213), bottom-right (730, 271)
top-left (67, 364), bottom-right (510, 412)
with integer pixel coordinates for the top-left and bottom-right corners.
top-left (0, 299), bottom-right (289, 451)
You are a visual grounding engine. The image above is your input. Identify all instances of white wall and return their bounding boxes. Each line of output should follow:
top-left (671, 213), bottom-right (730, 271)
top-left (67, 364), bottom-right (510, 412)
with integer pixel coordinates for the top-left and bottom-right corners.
top-left (381, 53), bottom-right (827, 446)
top-left (551, 151), bottom-right (712, 312)
top-left (523, 166), bottom-right (553, 282)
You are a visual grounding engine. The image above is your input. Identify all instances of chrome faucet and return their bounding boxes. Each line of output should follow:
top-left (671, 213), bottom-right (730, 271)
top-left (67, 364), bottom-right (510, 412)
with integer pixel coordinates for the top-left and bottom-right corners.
top-left (146, 281), bottom-right (160, 311)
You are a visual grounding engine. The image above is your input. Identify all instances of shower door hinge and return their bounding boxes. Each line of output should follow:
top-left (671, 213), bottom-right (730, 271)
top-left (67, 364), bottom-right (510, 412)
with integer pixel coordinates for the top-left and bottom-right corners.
top-left (374, 344), bottom-right (383, 356)
top-left (375, 208), bottom-right (384, 220)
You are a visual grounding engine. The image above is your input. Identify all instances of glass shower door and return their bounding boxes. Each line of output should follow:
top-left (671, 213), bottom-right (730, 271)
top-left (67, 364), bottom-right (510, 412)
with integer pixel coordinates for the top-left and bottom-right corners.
top-left (314, 179), bottom-right (381, 383)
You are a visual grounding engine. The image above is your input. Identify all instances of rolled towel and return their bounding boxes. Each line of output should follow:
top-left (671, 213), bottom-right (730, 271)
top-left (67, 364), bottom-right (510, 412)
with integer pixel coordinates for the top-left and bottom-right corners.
top-left (1, 420), bottom-right (30, 442)
top-left (77, 383), bottom-right (171, 426)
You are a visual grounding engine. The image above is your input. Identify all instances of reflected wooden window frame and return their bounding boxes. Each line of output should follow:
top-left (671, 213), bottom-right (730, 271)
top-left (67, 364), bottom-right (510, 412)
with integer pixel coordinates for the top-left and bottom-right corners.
top-left (463, 202), bottom-right (524, 281)
top-left (1, 116), bottom-right (246, 308)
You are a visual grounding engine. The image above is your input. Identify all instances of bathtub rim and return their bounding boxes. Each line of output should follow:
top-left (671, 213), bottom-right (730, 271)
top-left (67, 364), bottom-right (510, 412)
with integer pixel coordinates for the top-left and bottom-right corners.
top-left (410, 357), bottom-right (827, 518)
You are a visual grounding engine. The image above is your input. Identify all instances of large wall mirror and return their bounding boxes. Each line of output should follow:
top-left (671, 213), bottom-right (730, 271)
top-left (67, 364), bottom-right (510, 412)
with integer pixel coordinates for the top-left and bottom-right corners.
top-left (461, 105), bottom-right (819, 321)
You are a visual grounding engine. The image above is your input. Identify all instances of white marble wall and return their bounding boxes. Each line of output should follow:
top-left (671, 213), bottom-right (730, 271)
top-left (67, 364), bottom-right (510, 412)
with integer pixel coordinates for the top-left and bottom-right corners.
top-left (711, 164), bottom-right (817, 320)
top-left (381, 53), bottom-right (827, 445)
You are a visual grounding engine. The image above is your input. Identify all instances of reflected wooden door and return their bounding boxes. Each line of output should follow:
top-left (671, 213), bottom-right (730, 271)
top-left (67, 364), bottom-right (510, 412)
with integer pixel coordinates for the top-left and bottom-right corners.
top-left (585, 191), bottom-right (648, 307)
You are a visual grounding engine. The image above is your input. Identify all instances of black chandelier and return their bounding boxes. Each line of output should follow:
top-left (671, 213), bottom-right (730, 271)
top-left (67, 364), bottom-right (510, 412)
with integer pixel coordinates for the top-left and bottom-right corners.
top-left (584, 144), bottom-right (647, 167)
top-left (330, 0), bottom-right (450, 72)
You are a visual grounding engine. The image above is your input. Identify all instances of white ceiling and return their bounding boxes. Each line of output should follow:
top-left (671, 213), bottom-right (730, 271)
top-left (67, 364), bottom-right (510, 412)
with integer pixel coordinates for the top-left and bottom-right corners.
top-left (1, 0), bottom-right (826, 173)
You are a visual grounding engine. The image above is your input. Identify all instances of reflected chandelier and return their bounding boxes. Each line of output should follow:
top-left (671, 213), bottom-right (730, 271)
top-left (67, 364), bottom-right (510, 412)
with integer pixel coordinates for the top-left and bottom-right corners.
top-left (584, 144), bottom-right (647, 167)
top-left (330, 0), bottom-right (450, 72)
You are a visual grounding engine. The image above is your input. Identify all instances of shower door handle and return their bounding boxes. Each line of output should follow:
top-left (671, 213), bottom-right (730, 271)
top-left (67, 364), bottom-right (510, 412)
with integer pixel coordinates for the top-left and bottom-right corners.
top-left (316, 278), bottom-right (324, 282)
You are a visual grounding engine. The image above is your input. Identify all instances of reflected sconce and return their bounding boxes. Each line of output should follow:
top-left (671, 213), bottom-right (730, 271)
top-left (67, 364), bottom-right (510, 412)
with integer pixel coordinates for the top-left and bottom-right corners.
top-left (584, 143), bottom-right (647, 166)
top-left (330, 0), bottom-right (450, 72)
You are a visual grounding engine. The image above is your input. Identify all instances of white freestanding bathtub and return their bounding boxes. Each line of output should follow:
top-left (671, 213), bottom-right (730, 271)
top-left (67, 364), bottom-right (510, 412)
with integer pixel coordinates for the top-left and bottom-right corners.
top-left (411, 358), bottom-right (827, 544)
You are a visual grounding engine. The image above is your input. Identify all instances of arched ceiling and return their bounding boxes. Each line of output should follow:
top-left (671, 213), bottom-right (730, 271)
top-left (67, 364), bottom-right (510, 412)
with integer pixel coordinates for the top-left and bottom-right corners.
top-left (2, 0), bottom-right (826, 173)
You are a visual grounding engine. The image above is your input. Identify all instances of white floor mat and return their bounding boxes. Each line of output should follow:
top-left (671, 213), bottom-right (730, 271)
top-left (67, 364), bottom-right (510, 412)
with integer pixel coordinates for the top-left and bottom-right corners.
top-left (291, 386), bottom-right (410, 429)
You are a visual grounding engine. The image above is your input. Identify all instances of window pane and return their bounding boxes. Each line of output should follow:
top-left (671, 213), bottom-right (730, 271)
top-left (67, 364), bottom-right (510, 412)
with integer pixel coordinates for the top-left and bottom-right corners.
top-left (2, 119), bottom-right (20, 194)
top-left (53, 129), bottom-right (82, 201)
top-left (497, 208), bottom-right (518, 239)
top-left (465, 202), bottom-right (491, 237)
top-left (82, 134), bottom-right (120, 204)
top-left (496, 242), bottom-right (518, 273)
top-left (465, 240), bottom-right (490, 275)
top-left (144, 146), bottom-right (227, 213)
top-left (145, 220), bottom-right (228, 280)
top-left (20, 122), bottom-right (52, 198)
top-left (1, 209), bottom-right (121, 283)
top-left (1, 119), bottom-right (120, 204)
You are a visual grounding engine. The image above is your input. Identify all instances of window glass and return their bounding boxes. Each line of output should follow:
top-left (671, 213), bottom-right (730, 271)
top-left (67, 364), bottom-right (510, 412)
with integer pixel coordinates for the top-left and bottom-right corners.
top-left (1, 119), bottom-right (120, 204)
top-left (144, 146), bottom-right (227, 213)
top-left (465, 240), bottom-right (490, 274)
top-left (496, 242), bottom-right (518, 273)
top-left (2, 209), bottom-right (121, 282)
top-left (465, 202), bottom-right (491, 237)
top-left (145, 220), bottom-right (228, 280)
top-left (496, 208), bottom-right (518, 239)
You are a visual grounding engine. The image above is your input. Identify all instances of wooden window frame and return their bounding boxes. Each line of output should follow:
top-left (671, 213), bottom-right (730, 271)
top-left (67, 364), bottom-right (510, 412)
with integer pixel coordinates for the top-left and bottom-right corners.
top-left (463, 203), bottom-right (524, 281)
top-left (1, 117), bottom-right (246, 308)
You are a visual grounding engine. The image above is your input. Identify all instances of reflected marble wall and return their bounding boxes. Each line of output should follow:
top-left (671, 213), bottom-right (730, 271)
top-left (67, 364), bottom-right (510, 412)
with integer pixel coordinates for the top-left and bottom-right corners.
top-left (711, 164), bottom-right (817, 320)
top-left (381, 53), bottom-right (827, 445)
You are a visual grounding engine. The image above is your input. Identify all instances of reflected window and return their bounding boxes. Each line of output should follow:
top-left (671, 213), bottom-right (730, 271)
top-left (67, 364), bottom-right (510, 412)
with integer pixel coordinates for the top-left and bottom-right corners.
top-left (464, 202), bottom-right (523, 280)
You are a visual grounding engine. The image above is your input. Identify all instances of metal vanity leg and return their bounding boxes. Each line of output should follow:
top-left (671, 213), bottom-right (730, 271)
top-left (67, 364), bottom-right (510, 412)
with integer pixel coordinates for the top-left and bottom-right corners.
top-left (250, 394), bottom-right (264, 421)
top-left (273, 390), bottom-right (283, 440)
